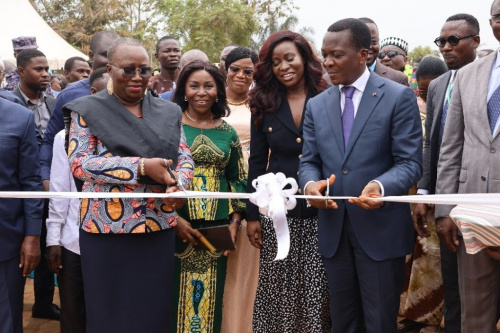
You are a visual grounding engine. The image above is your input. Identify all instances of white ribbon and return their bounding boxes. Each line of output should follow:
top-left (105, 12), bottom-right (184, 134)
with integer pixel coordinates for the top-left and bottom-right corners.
top-left (3, 175), bottom-right (500, 260)
top-left (249, 172), bottom-right (298, 260)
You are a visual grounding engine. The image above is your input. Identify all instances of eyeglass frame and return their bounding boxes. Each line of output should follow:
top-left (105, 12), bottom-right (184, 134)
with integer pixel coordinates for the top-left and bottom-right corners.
top-left (377, 50), bottom-right (405, 60)
top-left (108, 63), bottom-right (153, 78)
top-left (228, 65), bottom-right (254, 77)
top-left (433, 34), bottom-right (477, 48)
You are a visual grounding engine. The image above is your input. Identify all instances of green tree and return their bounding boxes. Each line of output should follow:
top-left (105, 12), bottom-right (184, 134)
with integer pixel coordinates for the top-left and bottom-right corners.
top-left (156, 0), bottom-right (258, 62)
top-left (29, 0), bottom-right (130, 54)
top-left (408, 45), bottom-right (441, 64)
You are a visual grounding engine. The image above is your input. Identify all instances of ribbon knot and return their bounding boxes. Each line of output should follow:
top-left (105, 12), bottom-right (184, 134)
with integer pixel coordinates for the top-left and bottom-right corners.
top-left (249, 172), bottom-right (298, 260)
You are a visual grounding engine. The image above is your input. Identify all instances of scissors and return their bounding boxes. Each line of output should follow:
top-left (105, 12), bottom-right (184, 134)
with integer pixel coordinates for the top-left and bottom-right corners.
top-left (325, 177), bottom-right (329, 208)
top-left (164, 159), bottom-right (188, 194)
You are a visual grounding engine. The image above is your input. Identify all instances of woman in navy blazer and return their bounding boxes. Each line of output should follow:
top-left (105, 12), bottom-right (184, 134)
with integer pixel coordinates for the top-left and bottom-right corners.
top-left (246, 30), bottom-right (331, 333)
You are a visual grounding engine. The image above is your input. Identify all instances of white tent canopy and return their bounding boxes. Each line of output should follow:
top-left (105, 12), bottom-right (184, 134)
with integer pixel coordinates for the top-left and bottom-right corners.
top-left (0, 0), bottom-right (87, 70)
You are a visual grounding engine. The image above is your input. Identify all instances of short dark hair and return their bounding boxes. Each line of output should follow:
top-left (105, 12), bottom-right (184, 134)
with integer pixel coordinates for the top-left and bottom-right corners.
top-left (156, 35), bottom-right (177, 53)
top-left (492, 0), bottom-right (500, 14)
top-left (89, 67), bottom-right (108, 87)
top-left (17, 49), bottom-right (46, 68)
top-left (89, 31), bottom-right (119, 53)
top-left (327, 18), bottom-right (371, 51)
top-left (446, 13), bottom-right (480, 35)
top-left (225, 47), bottom-right (258, 70)
top-left (107, 38), bottom-right (145, 63)
top-left (172, 60), bottom-right (230, 119)
top-left (358, 17), bottom-right (377, 26)
top-left (64, 56), bottom-right (87, 72)
top-left (416, 56), bottom-right (448, 80)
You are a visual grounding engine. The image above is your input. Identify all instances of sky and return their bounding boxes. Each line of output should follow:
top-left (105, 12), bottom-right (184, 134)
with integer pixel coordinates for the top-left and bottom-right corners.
top-left (293, 0), bottom-right (499, 52)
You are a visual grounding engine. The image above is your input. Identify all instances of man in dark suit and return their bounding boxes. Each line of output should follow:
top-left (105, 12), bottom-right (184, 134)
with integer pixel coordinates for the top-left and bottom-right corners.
top-left (359, 17), bottom-right (409, 86)
top-left (434, 3), bottom-right (500, 331)
top-left (12, 49), bottom-right (60, 320)
top-left (412, 13), bottom-right (480, 332)
top-left (299, 18), bottom-right (422, 333)
top-left (0, 98), bottom-right (44, 333)
top-left (12, 49), bottom-right (55, 144)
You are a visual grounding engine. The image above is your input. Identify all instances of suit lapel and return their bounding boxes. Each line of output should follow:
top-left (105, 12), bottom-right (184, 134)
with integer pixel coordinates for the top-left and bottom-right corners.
top-left (430, 72), bottom-right (451, 145)
top-left (344, 73), bottom-right (384, 158)
top-left (275, 96), bottom-right (300, 135)
top-left (324, 86), bottom-right (345, 155)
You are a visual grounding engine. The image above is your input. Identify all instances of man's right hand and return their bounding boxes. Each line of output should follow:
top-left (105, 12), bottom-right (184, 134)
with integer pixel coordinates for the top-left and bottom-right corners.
top-left (46, 245), bottom-right (62, 275)
top-left (304, 175), bottom-right (337, 210)
top-left (436, 216), bottom-right (459, 252)
top-left (412, 203), bottom-right (430, 238)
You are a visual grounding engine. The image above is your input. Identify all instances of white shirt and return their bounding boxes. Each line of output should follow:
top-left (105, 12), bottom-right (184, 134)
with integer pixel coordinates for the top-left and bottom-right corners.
top-left (304, 68), bottom-right (384, 196)
top-left (46, 130), bottom-right (80, 255)
top-left (339, 67), bottom-right (370, 117)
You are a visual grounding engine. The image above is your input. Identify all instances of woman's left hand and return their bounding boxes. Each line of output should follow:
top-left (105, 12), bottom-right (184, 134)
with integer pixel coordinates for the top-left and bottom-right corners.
top-left (162, 186), bottom-right (186, 211)
top-left (223, 222), bottom-right (240, 256)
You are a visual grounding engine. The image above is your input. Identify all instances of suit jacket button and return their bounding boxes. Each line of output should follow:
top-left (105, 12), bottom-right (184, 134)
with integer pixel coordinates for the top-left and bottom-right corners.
top-left (297, 171), bottom-right (300, 176)
top-left (491, 148), bottom-right (496, 153)
top-left (298, 189), bottom-right (302, 194)
top-left (268, 127), bottom-right (273, 132)
top-left (296, 137), bottom-right (302, 143)
top-left (298, 154), bottom-right (302, 159)
top-left (481, 176), bottom-right (486, 181)
top-left (343, 168), bottom-right (349, 174)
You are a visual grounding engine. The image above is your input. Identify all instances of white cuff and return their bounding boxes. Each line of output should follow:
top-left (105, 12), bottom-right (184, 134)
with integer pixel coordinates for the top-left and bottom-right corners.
top-left (304, 181), bottom-right (316, 207)
top-left (417, 188), bottom-right (429, 195)
top-left (45, 222), bottom-right (62, 247)
top-left (369, 180), bottom-right (385, 197)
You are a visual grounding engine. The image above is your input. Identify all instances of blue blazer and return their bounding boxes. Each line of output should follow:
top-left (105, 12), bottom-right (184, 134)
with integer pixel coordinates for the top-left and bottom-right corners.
top-left (0, 98), bottom-right (43, 262)
top-left (299, 73), bottom-right (422, 261)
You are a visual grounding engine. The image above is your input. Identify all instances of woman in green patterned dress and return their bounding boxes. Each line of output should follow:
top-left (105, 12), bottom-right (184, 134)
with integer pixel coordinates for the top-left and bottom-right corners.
top-left (171, 60), bottom-right (247, 333)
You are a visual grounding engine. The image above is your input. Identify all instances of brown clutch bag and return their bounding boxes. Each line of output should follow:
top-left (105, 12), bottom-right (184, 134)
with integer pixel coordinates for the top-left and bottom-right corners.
top-left (194, 225), bottom-right (236, 251)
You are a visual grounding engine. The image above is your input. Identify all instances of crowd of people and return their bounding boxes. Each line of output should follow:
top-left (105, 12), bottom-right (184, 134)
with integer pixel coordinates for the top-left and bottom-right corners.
top-left (2, 1), bottom-right (500, 333)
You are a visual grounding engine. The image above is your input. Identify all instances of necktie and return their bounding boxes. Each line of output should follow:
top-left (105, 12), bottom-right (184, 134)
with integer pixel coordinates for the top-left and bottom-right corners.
top-left (342, 86), bottom-right (356, 150)
top-left (488, 84), bottom-right (500, 135)
top-left (438, 78), bottom-right (453, 147)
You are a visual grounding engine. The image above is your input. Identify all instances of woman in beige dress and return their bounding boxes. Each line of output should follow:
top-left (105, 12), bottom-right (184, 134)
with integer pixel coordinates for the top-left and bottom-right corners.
top-left (221, 46), bottom-right (259, 333)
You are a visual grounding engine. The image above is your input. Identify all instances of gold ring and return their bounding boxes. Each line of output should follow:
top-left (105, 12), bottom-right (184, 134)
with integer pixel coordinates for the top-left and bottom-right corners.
top-left (182, 239), bottom-right (187, 243)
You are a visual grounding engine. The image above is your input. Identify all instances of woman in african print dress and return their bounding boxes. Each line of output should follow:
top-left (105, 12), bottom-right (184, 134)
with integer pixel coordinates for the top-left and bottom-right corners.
top-left (171, 60), bottom-right (247, 333)
top-left (66, 38), bottom-right (194, 333)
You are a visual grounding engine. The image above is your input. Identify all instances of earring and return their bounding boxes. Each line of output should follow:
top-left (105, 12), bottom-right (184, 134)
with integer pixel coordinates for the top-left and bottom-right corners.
top-left (107, 79), bottom-right (113, 95)
top-left (216, 98), bottom-right (218, 102)
top-left (184, 96), bottom-right (187, 101)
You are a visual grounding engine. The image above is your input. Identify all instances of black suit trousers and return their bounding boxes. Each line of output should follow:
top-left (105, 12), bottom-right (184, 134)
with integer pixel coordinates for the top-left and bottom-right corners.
top-left (58, 247), bottom-right (85, 333)
top-left (34, 204), bottom-right (54, 307)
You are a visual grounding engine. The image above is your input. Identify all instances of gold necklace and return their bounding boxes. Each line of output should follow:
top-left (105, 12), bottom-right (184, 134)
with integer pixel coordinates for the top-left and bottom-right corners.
top-left (226, 98), bottom-right (248, 106)
top-left (185, 110), bottom-right (213, 124)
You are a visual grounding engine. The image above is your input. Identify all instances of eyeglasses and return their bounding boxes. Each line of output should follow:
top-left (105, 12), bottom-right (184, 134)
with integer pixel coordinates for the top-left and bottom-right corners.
top-left (433, 34), bottom-right (476, 48)
top-left (108, 64), bottom-right (152, 78)
top-left (229, 65), bottom-right (254, 77)
top-left (378, 51), bottom-right (404, 59)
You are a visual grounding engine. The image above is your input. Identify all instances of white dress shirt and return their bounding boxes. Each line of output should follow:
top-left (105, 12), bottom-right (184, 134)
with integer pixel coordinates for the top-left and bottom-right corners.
top-left (46, 130), bottom-right (80, 255)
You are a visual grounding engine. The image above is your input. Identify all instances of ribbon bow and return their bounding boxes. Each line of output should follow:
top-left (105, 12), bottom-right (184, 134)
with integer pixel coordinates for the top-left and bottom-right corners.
top-left (249, 172), bottom-right (298, 260)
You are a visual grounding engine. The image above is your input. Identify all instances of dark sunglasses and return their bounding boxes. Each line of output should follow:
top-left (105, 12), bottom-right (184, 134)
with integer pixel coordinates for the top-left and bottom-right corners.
top-left (433, 34), bottom-right (476, 48)
top-left (108, 64), bottom-right (152, 78)
top-left (229, 65), bottom-right (254, 77)
top-left (378, 51), bottom-right (404, 59)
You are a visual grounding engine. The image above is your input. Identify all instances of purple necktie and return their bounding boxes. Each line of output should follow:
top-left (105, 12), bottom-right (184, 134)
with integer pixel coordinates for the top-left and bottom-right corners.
top-left (342, 86), bottom-right (356, 149)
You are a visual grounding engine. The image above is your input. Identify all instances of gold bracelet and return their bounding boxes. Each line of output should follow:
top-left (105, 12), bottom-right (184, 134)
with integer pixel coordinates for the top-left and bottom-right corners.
top-left (140, 158), bottom-right (146, 176)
